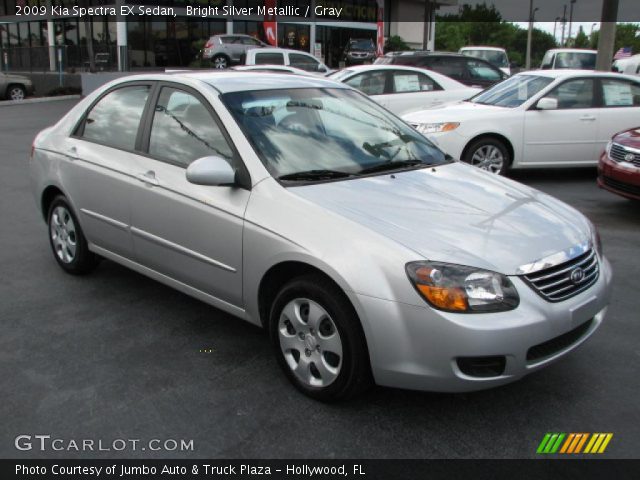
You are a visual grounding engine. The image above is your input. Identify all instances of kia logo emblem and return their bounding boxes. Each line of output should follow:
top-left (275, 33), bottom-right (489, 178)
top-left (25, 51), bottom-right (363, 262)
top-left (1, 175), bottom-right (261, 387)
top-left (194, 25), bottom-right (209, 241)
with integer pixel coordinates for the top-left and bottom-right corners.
top-left (624, 153), bottom-right (635, 162)
top-left (570, 267), bottom-right (585, 284)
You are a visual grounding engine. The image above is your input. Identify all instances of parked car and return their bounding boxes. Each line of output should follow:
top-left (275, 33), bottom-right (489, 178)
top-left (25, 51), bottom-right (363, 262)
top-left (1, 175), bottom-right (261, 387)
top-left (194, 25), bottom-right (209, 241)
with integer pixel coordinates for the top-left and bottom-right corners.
top-left (459, 46), bottom-right (511, 76)
top-left (540, 49), bottom-right (597, 70)
top-left (404, 70), bottom-right (640, 175)
top-left (233, 65), bottom-right (314, 76)
top-left (30, 72), bottom-right (611, 400)
top-left (342, 38), bottom-right (376, 66)
top-left (202, 34), bottom-right (268, 69)
top-left (328, 65), bottom-right (480, 115)
top-left (612, 54), bottom-right (640, 76)
top-left (375, 51), bottom-right (508, 88)
top-left (244, 48), bottom-right (331, 75)
top-left (1, 72), bottom-right (34, 101)
top-left (598, 127), bottom-right (640, 200)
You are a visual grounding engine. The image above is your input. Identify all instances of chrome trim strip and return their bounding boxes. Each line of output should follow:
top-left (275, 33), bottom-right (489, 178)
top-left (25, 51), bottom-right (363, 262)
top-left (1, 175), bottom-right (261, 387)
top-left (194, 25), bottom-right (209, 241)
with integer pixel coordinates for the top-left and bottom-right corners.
top-left (130, 226), bottom-right (236, 273)
top-left (613, 142), bottom-right (640, 155)
top-left (528, 251), bottom-right (596, 282)
top-left (80, 208), bottom-right (129, 231)
top-left (516, 242), bottom-right (591, 275)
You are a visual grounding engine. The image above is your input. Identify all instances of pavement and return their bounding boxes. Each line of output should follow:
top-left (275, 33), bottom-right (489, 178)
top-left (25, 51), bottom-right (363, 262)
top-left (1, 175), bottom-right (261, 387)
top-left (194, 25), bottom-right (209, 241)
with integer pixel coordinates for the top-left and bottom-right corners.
top-left (1, 99), bottom-right (638, 459)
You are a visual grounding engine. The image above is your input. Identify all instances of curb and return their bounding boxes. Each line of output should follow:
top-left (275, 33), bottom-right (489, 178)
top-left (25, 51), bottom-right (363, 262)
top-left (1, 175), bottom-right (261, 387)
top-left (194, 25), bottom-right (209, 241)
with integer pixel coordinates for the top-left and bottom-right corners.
top-left (0, 95), bottom-right (82, 107)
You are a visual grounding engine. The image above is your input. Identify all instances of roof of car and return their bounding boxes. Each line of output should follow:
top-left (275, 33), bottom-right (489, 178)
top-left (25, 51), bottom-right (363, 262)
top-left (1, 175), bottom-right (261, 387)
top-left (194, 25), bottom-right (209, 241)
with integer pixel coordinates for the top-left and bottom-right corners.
top-left (459, 46), bottom-right (507, 52)
top-left (517, 69), bottom-right (640, 81)
top-left (545, 48), bottom-right (597, 54)
top-left (384, 51), bottom-right (465, 57)
top-left (122, 71), bottom-right (345, 93)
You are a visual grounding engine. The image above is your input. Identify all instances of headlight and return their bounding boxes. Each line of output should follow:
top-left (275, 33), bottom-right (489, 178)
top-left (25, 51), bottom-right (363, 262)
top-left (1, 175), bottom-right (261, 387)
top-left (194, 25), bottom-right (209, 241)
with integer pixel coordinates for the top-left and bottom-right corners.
top-left (406, 261), bottom-right (519, 313)
top-left (415, 122), bottom-right (460, 135)
top-left (605, 140), bottom-right (613, 158)
top-left (589, 221), bottom-right (603, 257)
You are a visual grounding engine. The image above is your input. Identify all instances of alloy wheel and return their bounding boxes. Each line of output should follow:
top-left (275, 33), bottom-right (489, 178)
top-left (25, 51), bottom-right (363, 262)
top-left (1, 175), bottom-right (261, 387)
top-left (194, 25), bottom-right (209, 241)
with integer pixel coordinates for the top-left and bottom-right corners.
top-left (9, 87), bottom-right (25, 101)
top-left (213, 57), bottom-right (228, 69)
top-left (470, 145), bottom-right (504, 174)
top-left (50, 206), bottom-right (77, 264)
top-left (278, 298), bottom-right (343, 388)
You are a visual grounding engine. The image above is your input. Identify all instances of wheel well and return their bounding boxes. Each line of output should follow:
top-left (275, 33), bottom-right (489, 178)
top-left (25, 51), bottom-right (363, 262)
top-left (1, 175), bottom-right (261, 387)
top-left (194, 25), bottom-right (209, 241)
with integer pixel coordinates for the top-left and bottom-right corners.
top-left (41, 186), bottom-right (64, 221)
top-left (258, 261), bottom-right (346, 329)
top-left (462, 133), bottom-right (514, 166)
top-left (6, 83), bottom-right (25, 96)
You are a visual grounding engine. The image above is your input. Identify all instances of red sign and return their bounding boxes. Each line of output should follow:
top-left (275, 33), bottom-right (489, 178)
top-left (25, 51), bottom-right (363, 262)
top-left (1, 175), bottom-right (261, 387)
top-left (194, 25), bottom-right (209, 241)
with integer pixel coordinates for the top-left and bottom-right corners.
top-left (264, 0), bottom-right (278, 46)
top-left (376, 2), bottom-right (384, 57)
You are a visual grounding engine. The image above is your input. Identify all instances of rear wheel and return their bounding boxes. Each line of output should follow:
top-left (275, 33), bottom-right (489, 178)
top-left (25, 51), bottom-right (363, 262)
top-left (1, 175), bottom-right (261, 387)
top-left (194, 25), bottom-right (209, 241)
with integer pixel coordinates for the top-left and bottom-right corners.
top-left (212, 55), bottom-right (230, 69)
top-left (269, 274), bottom-right (372, 401)
top-left (463, 137), bottom-right (510, 175)
top-left (7, 84), bottom-right (26, 101)
top-left (47, 196), bottom-right (99, 274)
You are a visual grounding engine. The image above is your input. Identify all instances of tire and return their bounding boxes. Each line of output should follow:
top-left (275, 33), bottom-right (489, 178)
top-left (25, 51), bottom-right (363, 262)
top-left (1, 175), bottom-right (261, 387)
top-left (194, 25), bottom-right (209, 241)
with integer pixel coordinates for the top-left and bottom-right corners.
top-left (463, 137), bottom-right (511, 175)
top-left (47, 195), bottom-right (99, 275)
top-left (212, 55), bottom-right (230, 69)
top-left (269, 274), bottom-right (372, 401)
top-left (7, 84), bottom-right (26, 101)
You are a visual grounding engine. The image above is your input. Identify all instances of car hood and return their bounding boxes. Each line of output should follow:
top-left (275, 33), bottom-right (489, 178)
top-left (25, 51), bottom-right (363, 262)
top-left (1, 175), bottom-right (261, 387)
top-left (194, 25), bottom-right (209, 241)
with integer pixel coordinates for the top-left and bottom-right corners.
top-left (403, 101), bottom-right (509, 123)
top-left (289, 163), bottom-right (590, 275)
top-left (613, 127), bottom-right (640, 149)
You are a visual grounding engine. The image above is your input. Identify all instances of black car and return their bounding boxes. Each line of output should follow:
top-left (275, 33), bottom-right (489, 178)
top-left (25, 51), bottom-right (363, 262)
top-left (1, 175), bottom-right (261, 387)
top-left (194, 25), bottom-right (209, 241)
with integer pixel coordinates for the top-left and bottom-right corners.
top-left (375, 51), bottom-right (508, 88)
top-left (343, 38), bottom-right (376, 66)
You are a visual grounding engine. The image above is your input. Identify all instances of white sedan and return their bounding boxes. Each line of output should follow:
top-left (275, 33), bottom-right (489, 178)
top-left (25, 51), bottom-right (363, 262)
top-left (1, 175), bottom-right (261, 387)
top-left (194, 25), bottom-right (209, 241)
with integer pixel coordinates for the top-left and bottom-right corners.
top-left (328, 65), bottom-right (480, 116)
top-left (404, 70), bottom-right (640, 175)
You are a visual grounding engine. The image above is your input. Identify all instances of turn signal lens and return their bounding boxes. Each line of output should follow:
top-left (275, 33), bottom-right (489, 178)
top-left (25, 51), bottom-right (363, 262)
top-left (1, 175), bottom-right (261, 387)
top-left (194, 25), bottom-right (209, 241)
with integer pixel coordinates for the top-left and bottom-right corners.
top-left (416, 122), bottom-right (460, 135)
top-left (406, 262), bottom-right (519, 314)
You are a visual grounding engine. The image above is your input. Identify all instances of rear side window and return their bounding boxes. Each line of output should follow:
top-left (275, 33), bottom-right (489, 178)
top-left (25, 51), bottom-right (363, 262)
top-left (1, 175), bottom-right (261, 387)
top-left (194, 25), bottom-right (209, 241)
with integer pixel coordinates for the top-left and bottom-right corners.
top-left (466, 59), bottom-right (503, 81)
top-left (428, 57), bottom-right (464, 80)
top-left (391, 71), bottom-right (441, 93)
top-left (148, 87), bottom-right (234, 168)
top-left (601, 79), bottom-right (640, 107)
top-left (255, 52), bottom-right (285, 65)
top-left (289, 53), bottom-right (321, 72)
top-left (345, 71), bottom-right (387, 95)
top-left (81, 85), bottom-right (150, 150)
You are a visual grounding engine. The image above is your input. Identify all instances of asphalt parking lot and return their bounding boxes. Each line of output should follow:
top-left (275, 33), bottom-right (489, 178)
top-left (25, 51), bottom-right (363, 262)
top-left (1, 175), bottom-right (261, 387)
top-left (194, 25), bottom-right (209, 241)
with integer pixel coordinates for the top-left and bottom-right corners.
top-left (1, 99), bottom-right (639, 459)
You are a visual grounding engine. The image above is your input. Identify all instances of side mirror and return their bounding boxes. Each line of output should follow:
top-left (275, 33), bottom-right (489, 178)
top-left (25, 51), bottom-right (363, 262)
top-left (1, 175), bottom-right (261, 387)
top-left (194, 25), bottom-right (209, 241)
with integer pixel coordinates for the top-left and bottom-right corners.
top-left (186, 156), bottom-right (236, 186)
top-left (536, 97), bottom-right (558, 110)
top-left (318, 64), bottom-right (327, 72)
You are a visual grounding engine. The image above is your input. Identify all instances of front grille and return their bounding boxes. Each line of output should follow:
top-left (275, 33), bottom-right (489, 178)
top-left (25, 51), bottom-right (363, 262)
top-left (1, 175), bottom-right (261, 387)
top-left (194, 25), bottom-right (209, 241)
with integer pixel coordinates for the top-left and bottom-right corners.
top-left (523, 249), bottom-right (599, 302)
top-left (527, 318), bottom-right (594, 363)
top-left (601, 175), bottom-right (640, 197)
top-left (610, 143), bottom-right (640, 167)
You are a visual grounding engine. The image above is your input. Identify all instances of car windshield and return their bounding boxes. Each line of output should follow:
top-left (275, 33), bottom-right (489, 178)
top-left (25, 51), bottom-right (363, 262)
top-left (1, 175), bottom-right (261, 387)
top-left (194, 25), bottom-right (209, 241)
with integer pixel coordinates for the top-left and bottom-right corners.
top-left (462, 49), bottom-right (509, 68)
top-left (222, 88), bottom-right (448, 181)
top-left (350, 39), bottom-right (375, 50)
top-left (469, 74), bottom-right (554, 108)
top-left (554, 52), bottom-right (596, 69)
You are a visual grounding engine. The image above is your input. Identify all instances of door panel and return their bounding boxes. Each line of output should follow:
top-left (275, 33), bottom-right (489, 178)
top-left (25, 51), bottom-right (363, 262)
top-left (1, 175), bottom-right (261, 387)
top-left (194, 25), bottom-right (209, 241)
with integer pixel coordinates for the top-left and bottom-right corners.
top-left (523, 78), bottom-right (599, 165)
top-left (130, 85), bottom-right (249, 306)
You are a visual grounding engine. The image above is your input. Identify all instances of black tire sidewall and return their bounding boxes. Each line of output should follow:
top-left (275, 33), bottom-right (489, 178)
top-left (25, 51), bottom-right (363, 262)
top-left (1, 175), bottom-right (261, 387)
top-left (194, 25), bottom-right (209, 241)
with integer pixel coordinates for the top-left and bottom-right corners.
top-left (47, 196), bottom-right (96, 274)
top-left (268, 275), bottom-right (370, 401)
top-left (8, 85), bottom-right (26, 100)
top-left (465, 138), bottom-right (510, 175)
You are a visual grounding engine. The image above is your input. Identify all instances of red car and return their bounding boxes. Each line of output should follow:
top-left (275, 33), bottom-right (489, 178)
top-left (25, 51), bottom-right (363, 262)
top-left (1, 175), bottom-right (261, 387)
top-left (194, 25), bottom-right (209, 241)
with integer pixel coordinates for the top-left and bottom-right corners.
top-left (598, 127), bottom-right (640, 201)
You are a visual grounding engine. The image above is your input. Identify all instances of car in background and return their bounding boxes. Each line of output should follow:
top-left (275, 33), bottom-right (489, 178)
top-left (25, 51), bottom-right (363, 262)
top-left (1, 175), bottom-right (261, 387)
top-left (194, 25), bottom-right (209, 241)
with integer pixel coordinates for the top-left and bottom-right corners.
top-left (1, 72), bottom-right (34, 101)
top-left (328, 65), bottom-right (480, 115)
top-left (245, 48), bottom-right (331, 75)
top-left (612, 54), bottom-right (640, 76)
top-left (29, 71), bottom-right (611, 400)
top-left (404, 70), bottom-right (640, 175)
top-left (375, 51), bottom-right (508, 89)
top-left (459, 46), bottom-right (511, 76)
top-left (540, 48), bottom-right (597, 70)
top-left (598, 127), bottom-right (640, 200)
top-left (233, 65), bottom-right (314, 76)
top-left (203, 34), bottom-right (268, 69)
top-left (342, 38), bottom-right (376, 66)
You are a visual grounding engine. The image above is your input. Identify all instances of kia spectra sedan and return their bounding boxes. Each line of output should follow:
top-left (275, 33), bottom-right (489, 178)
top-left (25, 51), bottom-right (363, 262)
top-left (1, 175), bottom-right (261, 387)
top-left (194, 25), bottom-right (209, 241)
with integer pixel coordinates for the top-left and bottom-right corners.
top-left (30, 72), bottom-right (612, 401)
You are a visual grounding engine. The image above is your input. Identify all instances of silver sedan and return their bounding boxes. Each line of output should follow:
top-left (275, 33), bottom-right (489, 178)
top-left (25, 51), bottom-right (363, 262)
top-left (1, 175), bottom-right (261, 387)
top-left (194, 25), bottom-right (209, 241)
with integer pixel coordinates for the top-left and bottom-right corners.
top-left (29, 72), bottom-right (612, 401)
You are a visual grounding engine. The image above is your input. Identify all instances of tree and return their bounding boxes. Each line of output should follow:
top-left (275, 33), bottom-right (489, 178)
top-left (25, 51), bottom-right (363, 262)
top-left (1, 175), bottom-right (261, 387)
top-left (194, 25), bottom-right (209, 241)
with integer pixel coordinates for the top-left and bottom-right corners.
top-left (384, 35), bottom-right (411, 53)
top-left (573, 26), bottom-right (589, 48)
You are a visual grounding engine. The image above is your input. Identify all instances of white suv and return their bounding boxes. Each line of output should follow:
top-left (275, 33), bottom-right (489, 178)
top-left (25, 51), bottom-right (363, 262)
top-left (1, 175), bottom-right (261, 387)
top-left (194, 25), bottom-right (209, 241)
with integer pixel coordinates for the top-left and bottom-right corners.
top-left (245, 48), bottom-right (331, 75)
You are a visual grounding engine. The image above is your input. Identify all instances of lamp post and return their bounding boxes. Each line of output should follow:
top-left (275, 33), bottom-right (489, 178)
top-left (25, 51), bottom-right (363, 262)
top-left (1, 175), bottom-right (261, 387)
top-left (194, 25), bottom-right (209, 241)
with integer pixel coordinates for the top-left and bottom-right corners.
top-left (560, 5), bottom-right (567, 46)
top-left (567, 0), bottom-right (577, 47)
top-left (553, 17), bottom-right (561, 43)
top-left (525, 0), bottom-right (535, 70)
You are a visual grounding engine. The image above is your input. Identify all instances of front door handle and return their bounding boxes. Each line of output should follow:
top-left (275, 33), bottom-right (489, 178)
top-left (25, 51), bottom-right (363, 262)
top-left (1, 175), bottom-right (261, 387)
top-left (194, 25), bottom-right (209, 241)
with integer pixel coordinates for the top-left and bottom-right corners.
top-left (136, 171), bottom-right (159, 186)
top-left (66, 146), bottom-right (79, 160)
top-left (580, 115), bottom-right (596, 121)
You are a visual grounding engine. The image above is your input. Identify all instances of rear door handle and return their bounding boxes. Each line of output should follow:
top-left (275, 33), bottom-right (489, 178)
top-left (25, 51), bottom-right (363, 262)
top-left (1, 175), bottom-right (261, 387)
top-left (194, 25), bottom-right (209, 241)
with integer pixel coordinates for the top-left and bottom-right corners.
top-left (136, 171), bottom-right (159, 186)
top-left (580, 115), bottom-right (596, 121)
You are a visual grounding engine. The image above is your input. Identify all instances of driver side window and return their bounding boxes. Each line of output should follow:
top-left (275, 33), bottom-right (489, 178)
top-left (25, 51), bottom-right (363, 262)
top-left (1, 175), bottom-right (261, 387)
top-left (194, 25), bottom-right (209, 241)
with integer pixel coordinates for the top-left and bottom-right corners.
top-left (345, 71), bottom-right (387, 95)
top-left (546, 78), bottom-right (595, 109)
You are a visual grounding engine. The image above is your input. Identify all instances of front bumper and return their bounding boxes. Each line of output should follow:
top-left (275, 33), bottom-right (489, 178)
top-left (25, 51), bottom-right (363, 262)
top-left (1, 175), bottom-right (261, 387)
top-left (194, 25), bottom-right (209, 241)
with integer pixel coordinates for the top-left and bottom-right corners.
top-left (351, 256), bottom-right (612, 392)
top-left (598, 151), bottom-right (640, 200)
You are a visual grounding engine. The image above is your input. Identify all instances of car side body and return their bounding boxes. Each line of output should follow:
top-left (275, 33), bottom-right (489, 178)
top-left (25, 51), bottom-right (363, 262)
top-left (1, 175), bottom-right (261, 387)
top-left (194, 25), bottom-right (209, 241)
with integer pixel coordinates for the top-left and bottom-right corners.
top-left (1, 72), bottom-right (35, 100)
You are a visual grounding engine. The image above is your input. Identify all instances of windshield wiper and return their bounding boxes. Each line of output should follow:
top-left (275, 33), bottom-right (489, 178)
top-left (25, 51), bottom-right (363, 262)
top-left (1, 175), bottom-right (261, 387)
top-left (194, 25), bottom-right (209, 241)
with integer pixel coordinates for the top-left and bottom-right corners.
top-left (358, 159), bottom-right (428, 175)
top-left (278, 170), bottom-right (354, 182)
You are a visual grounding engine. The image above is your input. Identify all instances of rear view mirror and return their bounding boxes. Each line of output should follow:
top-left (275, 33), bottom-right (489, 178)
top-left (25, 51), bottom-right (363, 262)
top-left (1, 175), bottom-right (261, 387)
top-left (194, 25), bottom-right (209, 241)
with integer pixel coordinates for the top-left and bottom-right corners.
top-left (536, 97), bottom-right (558, 110)
top-left (186, 156), bottom-right (236, 186)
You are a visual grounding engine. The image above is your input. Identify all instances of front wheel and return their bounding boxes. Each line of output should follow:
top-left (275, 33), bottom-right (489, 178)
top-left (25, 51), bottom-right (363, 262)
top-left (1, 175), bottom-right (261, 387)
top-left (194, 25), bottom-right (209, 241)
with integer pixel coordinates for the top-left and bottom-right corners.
top-left (47, 196), bottom-right (99, 274)
top-left (463, 137), bottom-right (510, 175)
top-left (269, 274), bottom-right (372, 401)
top-left (7, 84), bottom-right (26, 101)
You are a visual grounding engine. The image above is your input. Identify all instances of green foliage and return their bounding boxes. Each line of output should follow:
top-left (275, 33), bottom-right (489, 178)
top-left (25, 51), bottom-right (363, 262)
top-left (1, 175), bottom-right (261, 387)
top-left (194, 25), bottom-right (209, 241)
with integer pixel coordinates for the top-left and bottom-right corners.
top-left (573, 26), bottom-right (589, 48)
top-left (589, 23), bottom-right (640, 55)
top-left (384, 35), bottom-right (411, 53)
top-left (434, 3), bottom-right (557, 67)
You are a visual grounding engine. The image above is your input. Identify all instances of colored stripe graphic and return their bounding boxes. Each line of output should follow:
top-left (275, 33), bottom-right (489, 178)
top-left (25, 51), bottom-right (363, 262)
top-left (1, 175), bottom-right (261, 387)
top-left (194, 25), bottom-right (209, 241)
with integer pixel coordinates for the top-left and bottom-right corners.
top-left (537, 433), bottom-right (612, 454)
